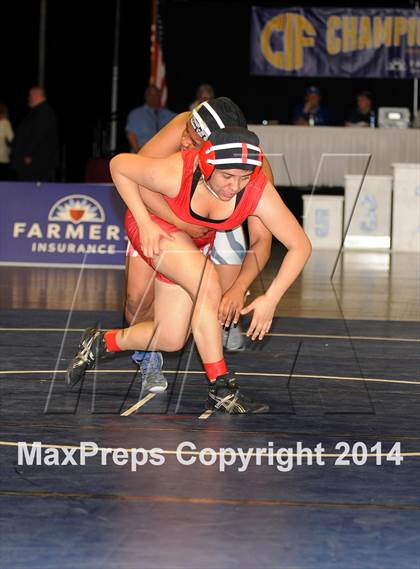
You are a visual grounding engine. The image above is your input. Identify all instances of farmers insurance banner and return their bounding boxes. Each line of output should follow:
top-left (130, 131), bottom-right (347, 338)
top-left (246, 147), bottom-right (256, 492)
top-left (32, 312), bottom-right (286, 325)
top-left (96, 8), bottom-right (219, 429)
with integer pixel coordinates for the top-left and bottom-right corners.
top-left (0, 183), bottom-right (127, 267)
top-left (250, 7), bottom-right (420, 78)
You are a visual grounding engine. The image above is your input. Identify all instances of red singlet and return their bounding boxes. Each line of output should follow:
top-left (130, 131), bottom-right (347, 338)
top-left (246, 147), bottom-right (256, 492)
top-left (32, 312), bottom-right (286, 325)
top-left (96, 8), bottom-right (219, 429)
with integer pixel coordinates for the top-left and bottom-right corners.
top-left (125, 149), bottom-right (268, 284)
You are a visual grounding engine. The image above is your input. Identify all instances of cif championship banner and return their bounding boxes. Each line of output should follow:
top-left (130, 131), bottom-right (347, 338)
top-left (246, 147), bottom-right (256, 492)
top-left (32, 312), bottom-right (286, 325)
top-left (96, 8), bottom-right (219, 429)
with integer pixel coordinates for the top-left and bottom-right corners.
top-left (251, 7), bottom-right (420, 78)
top-left (0, 183), bottom-right (127, 267)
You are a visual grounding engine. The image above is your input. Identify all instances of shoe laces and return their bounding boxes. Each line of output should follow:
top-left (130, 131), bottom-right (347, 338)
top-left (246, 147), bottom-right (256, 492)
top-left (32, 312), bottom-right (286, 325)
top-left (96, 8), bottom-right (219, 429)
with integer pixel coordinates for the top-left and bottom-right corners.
top-left (213, 374), bottom-right (256, 404)
top-left (213, 373), bottom-right (238, 390)
top-left (78, 331), bottom-right (100, 365)
top-left (139, 352), bottom-right (162, 375)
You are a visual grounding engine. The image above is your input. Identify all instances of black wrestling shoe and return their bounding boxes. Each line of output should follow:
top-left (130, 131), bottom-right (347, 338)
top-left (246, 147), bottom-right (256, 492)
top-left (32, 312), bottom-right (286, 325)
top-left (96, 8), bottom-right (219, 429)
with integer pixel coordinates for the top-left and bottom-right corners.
top-left (66, 328), bottom-right (108, 388)
top-left (207, 373), bottom-right (269, 414)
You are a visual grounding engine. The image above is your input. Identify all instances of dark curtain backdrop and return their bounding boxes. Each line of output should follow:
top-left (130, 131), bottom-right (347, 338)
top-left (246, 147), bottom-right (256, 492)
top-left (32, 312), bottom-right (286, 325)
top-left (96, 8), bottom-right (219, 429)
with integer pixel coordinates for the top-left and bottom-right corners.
top-left (1, 0), bottom-right (416, 181)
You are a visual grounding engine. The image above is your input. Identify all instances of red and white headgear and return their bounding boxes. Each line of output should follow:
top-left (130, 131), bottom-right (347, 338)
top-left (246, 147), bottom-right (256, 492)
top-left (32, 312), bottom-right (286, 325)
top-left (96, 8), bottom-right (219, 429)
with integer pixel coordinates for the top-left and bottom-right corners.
top-left (198, 127), bottom-right (263, 181)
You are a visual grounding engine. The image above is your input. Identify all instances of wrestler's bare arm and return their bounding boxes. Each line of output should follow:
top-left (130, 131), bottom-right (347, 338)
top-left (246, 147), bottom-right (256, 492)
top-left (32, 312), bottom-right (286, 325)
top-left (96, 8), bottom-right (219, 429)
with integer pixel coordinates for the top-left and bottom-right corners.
top-left (237, 215), bottom-right (272, 291)
top-left (136, 112), bottom-right (186, 218)
top-left (236, 182), bottom-right (311, 340)
top-left (133, 113), bottom-right (207, 236)
top-left (253, 183), bottom-right (311, 305)
top-left (140, 112), bottom-right (190, 158)
top-left (218, 215), bottom-right (272, 327)
top-left (110, 153), bottom-right (183, 257)
top-left (110, 153), bottom-right (181, 199)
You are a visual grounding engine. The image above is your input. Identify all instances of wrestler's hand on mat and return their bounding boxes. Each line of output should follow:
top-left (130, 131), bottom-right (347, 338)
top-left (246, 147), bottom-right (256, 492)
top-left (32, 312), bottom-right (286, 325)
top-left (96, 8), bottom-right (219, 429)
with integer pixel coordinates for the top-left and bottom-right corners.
top-left (240, 295), bottom-right (276, 341)
top-left (140, 219), bottom-right (175, 258)
top-left (218, 284), bottom-right (246, 328)
top-left (176, 220), bottom-right (210, 239)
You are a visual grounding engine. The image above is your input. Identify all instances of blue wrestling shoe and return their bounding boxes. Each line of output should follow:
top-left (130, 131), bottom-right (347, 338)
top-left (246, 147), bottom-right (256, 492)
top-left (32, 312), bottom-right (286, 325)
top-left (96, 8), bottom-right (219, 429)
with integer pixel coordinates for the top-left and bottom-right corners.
top-left (132, 351), bottom-right (168, 393)
top-left (223, 323), bottom-right (245, 351)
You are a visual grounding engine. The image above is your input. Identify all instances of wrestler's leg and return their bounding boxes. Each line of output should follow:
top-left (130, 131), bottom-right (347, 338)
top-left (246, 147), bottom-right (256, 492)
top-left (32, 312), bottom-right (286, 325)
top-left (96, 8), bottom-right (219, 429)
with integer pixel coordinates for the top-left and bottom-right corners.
top-left (124, 227), bottom-right (247, 322)
top-left (212, 227), bottom-right (247, 351)
top-left (212, 227), bottom-right (247, 293)
top-left (124, 244), bottom-right (166, 393)
top-left (67, 233), bottom-right (268, 413)
top-left (108, 234), bottom-right (267, 412)
top-left (117, 280), bottom-right (194, 355)
top-left (125, 255), bottom-right (155, 324)
top-left (67, 233), bottom-right (220, 373)
top-left (116, 232), bottom-right (223, 363)
top-left (215, 263), bottom-right (241, 294)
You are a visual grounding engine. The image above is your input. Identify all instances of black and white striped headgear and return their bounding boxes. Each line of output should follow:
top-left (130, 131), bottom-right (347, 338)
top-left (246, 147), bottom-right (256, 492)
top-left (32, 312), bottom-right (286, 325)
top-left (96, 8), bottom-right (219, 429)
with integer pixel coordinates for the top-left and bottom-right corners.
top-left (190, 97), bottom-right (247, 141)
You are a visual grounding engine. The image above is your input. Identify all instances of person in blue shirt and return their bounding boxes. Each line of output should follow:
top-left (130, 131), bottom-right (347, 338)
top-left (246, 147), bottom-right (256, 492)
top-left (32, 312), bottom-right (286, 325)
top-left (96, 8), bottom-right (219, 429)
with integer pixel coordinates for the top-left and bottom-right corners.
top-left (126, 85), bottom-right (175, 152)
top-left (293, 86), bottom-right (329, 127)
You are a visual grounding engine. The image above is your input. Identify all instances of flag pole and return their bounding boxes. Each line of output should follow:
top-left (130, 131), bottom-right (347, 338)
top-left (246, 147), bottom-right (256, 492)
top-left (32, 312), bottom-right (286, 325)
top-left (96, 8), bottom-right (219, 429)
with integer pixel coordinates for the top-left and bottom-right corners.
top-left (38, 0), bottom-right (47, 87)
top-left (150, 0), bottom-right (168, 106)
top-left (109, 0), bottom-right (121, 155)
top-left (414, 2), bottom-right (419, 123)
top-left (150, 0), bottom-right (157, 86)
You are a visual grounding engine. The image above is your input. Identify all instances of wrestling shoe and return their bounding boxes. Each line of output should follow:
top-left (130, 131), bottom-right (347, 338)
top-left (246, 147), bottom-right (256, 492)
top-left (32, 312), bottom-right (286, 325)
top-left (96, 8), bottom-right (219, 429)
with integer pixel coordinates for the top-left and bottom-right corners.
top-left (66, 328), bottom-right (108, 388)
top-left (223, 323), bottom-right (245, 351)
top-left (132, 351), bottom-right (168, 393)
top-left (207, 373), bottom-right (269, 414)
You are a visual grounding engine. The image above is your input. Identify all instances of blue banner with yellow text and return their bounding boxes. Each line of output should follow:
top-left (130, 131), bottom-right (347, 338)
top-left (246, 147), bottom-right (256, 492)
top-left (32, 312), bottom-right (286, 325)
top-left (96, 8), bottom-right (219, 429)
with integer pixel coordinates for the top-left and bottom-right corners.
top-left (251, 7), bottom-right (420, 78)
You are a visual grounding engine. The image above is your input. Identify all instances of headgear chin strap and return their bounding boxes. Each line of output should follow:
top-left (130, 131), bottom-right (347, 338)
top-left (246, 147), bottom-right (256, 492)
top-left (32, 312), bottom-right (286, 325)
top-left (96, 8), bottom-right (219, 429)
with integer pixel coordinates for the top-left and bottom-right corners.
top-left (198, 128), bottom-right (263, 181)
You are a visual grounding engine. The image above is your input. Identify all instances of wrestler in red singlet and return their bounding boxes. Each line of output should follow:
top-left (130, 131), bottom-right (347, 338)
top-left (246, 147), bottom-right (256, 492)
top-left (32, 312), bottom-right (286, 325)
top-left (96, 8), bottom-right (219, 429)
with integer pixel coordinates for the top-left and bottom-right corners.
top-left (125, 149), bottom-right (267, 284)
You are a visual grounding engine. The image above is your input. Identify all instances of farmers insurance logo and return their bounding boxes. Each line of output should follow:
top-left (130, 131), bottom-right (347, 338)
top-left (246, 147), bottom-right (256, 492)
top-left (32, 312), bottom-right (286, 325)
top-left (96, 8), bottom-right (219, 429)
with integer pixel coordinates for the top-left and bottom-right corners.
top-left (13, 193), bottom-right (122, 257)
top-left (48, 194), bottom-right (105, 224)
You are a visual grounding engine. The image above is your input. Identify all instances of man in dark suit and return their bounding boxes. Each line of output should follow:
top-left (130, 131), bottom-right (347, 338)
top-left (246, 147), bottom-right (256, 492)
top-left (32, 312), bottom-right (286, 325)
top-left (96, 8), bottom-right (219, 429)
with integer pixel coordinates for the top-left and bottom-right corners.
top-left (12, 86), bottom-right (59, 181)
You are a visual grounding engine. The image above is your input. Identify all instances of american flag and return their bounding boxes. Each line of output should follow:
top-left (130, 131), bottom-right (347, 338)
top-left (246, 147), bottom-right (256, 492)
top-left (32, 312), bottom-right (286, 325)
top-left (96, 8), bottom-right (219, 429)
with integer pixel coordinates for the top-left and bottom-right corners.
top-left (150, 0), bottom-right (167, 106)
